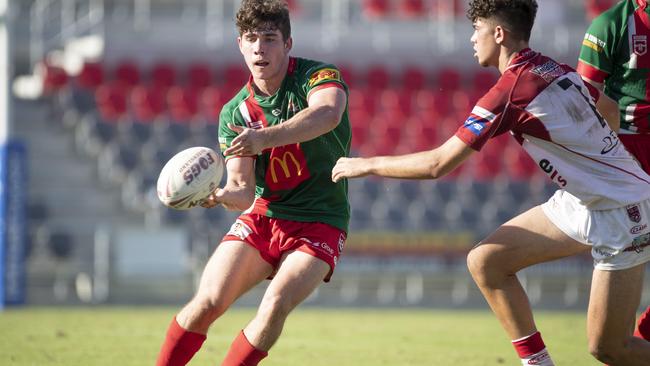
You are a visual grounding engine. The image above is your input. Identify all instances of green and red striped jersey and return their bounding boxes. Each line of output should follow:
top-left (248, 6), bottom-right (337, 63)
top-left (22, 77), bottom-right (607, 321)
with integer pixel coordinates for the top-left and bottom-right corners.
top-left (577, 0), bottom-right (650, 133)
top-left (218, 57), bottom-right (351, 231)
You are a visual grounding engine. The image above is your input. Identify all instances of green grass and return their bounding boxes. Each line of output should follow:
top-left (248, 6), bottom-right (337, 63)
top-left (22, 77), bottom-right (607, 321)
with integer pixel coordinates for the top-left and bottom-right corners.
top-left (0, 307), bottom-right (598, 365)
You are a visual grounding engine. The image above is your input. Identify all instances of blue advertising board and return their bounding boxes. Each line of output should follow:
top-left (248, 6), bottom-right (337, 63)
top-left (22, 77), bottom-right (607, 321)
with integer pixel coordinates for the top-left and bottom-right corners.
top-left (0, 140), bottom-right (27, 308)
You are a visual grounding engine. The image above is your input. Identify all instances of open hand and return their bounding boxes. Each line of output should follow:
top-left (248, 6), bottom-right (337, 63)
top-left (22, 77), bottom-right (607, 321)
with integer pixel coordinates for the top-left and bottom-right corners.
top-left (223, 124), bottom-right (266, 156)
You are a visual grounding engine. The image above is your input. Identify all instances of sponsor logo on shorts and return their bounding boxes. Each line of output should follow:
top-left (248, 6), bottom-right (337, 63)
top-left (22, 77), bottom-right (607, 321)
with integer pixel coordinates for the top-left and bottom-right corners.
top-left (623, 233), bottom-right (650, 254)
top-left (299, 237), bottom-right (335, 256)
top-left (631, 224), bottom-right (648, 235)
top-left (626, 204), bottom-right (642, 223)
top-left (594, 247), bottom-right (616, 258)
top-left (226, 220), bottom-right (253, 240)
top-left (338, 233), bottom-right (345, 254)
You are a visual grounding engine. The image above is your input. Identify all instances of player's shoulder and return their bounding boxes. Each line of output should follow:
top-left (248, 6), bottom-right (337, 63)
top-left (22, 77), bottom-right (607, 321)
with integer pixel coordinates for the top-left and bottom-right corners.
top-left (292, 57), bottom-right (342, 86)
top-left (590, 0), bottom-right (631, 29)
top-left (219, 86), bottom-right (251, 120)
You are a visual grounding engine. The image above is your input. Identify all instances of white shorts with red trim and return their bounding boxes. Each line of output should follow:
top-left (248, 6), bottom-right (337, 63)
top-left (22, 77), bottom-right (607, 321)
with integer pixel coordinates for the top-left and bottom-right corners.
top-left (542, 189), bottom-right (650, 270)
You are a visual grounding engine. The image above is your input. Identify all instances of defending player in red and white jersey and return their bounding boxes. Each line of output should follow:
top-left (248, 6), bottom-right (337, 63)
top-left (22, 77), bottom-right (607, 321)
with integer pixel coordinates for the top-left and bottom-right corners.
top-left (333, 0), bottom-right (650, 365)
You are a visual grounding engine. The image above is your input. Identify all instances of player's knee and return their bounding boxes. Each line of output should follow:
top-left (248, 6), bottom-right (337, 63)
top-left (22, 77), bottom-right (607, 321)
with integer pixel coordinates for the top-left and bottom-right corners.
top-left (190, 293), bottom-right (230, 322)
top-left (467, 246), bottom-right (511, 287)
top-left (258, 294), bottom-right (292, 323)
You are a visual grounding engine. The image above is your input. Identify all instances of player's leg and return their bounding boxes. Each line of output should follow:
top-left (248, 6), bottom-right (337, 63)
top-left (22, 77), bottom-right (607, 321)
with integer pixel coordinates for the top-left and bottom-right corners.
top-left (157, 241), bottom-right (273, 366)
top-left (221, 250), bottom-right (330, 366)
top-left (467, 205), bottom-right (589, 365)
top-left (587, 264), bottom-right (650, 365)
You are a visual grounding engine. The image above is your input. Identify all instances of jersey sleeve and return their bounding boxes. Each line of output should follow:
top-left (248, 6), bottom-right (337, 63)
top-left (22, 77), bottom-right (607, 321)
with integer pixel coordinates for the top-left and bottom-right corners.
top-left (302, 64), bottom-right (346, 100)
top-left (577, 10), bottom-right (618, 84)
top-left (454, 73), bottom-right (516, 151)
top-left (218, 103), bottom-right (248, 161)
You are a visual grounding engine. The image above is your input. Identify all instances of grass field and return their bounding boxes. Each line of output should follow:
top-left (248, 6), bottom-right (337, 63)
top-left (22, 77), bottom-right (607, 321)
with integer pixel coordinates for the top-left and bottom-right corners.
top-left (0, 307), bottom-right (599, 365)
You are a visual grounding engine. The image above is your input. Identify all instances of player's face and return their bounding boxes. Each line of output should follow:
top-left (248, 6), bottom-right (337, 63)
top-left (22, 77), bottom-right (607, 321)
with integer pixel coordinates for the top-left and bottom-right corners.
top-left (238, 28), bottom-right (292, 83)
top-left (470, 18), bottom-right (499, 67)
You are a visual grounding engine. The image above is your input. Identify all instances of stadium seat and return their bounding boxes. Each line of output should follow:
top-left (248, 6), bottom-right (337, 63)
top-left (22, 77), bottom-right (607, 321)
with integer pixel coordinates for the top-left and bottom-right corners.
top-left (114, 60), bottom-right (141, 89)
top-left (150, 61), bottom-right (177, 90)
top-left (200, 86), bottom-right (228, 122)
top-left (365, 65), bottom-right (391, 91)
top-left (76, 61), bottom-right (104, 90)
top-left (40, 62), bottom-right (69, 95)
top-left (95, 82), bottom-right (129, 122)
top-left (167, 86), bottom-right (200, 122)
top-left (434, 67), bottom-right (462, 92)
top-left (47, 229), bottom-right (74, 260)
top-left (429, 0), bottom-right (464, 18)
top-left (338, 64), bottom-right (356, 88)
top-left (471, 69), bottom-right (498, 94)
top-left (130, 84), bottom-right (167, 122)
top-left (398, 0), bottom-right (426, 18)
top-left (585, 0), bottom-right (615, 21)
top-left (223, 63), bottom-right (249, 89)
top-left (74, 112), bottom-right (116, 158)
top-left (186, 62), bottom-right (214, 90)
top-left (362, 0), bottom-right (390, 19)
top-left (97, 141), bottom-right (140, 186)
top-left (400, 66), bottom-right (427, 91)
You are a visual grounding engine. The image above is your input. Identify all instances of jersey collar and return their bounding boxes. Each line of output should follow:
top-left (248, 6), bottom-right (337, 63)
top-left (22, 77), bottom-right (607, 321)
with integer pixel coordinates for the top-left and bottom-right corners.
top-left (507, 47), bottom-right (538, 70)
top-left (638, 0), bottom-right (647, 11)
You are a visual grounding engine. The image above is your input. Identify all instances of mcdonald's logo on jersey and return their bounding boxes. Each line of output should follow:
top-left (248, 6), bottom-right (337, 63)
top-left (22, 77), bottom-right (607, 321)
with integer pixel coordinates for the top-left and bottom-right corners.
top-left (308, 68), bottom-right (340, 87)
top-left (265, 145), bottom-right (310, 191)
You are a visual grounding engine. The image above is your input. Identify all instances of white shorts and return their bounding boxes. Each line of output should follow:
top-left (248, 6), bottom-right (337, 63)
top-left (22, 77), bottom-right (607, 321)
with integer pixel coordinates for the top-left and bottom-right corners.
top-left (541, 190), bottom-right (650, 271)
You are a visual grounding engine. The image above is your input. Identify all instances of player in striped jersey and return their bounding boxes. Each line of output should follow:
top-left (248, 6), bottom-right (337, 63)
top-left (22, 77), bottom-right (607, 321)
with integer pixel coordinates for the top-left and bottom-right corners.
top-left (156, 1), bottom-right (350, 365)
top-left (578, 0), bottom-right (650, 349)
top-left (333, 0), bottom-right (650, 364)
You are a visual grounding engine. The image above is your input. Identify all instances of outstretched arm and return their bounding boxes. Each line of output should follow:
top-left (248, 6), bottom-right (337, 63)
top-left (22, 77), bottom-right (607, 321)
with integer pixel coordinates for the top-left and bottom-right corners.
top-left (201, 156), bottom-right (256, 211)
top-left (332, 136), bottom-right (475, 182)
top-left (224, 87), bottom-right (347, 156)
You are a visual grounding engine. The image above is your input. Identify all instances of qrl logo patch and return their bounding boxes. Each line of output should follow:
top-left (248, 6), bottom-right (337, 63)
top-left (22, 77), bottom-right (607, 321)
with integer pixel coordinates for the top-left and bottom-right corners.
top-left (633, 35), bottom-right (647, 56)
top-left (308, 68), bottom-right (340, 87)
top-left (627, 204), bottom-right (642, 223)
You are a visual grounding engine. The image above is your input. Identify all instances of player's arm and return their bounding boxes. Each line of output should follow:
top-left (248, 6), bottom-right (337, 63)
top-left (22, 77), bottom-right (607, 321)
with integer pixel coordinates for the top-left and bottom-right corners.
top-left (223, 87), bottom-right (347, 156)
top-left (595, 89), bottom-right (620, 132)
top-left (201, 156), bottom-right (255, 211)
top-left (332, 136), bottom-right (474, 182)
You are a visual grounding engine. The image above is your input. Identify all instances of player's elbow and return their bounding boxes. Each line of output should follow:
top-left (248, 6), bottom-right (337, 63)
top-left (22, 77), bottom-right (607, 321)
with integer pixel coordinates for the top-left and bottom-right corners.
top-left (428, 162), bottom-right (446, 179)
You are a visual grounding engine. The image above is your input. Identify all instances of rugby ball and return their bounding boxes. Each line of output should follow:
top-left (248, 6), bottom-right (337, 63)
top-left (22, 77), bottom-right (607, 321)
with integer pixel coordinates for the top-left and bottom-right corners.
top-left (157, 146), bottom-right (224, 210)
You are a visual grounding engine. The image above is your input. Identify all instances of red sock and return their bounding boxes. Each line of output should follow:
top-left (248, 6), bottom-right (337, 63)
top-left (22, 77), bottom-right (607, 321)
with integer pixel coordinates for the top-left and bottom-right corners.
top-left (221, 330), bottom-right (268, 366)
top-left (512, 331), bottom-right (554, 365)
top-left (635, 306), bottom-right (650, 340)
top-left (156, 317), bottom-right (207, 366)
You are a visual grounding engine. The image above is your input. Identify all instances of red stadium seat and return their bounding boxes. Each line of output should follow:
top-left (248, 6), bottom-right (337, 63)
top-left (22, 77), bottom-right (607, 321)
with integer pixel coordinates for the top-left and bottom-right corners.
top-left (585, 0), bottom-right (615, 21)
top-left (365, 64), bottom-right (391, 91)
top-left (398, 0), bottom-right (426, 18)
top-left (223, 63), bottom-right (249, 87)
top-left (429, 0), bottom-right (464, 18)
top-left (187, 62), bottom-right (214, 90)
top-left (471, 69), bottom-right (499, 94)
top-left (338, 64), bottom-right (356, 88)
top-left (76, 61), bottom-right (104, 90)
top-left (95, 82), bottom-right (128, 122)
top-left (200, 86), bottom-right (228, 121)
top-left (167, 86), bottom-right (200, 122)
top-left (114, 60), bottom-right (140, 89)
top-left (150, 61), bottom-right (177, 90)
top-left (130, 84), bottom-right (166, 122)
top-left (362, 0), bottom-right (390, 19)
top-left (503, 144), bottom-right (539, 181)
top-left (400, 66), bottom-right (427, 91)
top-left (435, 67), bottom-right (462, 92)
top-left (40, 62), bottom-right (69, 95)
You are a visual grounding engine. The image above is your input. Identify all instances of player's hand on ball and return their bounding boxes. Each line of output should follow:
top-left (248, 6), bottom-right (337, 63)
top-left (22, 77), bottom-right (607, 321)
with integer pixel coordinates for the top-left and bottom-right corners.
top-left (223, 124), bottom-right (266, 156)
top-left (200, 188), bottom-right (224, 208)
top-left (332, 157), bottom-right (371, 183)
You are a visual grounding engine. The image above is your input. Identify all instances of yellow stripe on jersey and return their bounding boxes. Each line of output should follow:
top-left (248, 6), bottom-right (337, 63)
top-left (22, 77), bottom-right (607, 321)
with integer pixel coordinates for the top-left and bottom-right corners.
top-left (308, 68), bottom-right (340, 87)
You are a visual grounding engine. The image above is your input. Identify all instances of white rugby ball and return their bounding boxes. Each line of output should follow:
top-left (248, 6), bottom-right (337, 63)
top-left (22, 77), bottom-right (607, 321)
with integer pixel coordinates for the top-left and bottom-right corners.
top-left (157, 146), bottom-right (224, 210)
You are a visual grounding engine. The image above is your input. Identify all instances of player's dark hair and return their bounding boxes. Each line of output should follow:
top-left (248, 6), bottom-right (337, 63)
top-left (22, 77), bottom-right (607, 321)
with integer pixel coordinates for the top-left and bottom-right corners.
top-left (236, 0), bottom-right (291, 41)
top-left (467, 0), bottom-right (537, 42)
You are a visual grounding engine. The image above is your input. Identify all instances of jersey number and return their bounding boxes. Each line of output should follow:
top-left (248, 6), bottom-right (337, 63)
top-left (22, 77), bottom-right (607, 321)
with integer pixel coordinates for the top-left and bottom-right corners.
top-left (558, 78), bottom-right (619, 155)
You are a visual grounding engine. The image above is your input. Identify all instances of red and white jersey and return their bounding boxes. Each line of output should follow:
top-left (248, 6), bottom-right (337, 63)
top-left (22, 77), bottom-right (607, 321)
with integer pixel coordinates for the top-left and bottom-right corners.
top-left (455, 48), bottom-right (650, 210)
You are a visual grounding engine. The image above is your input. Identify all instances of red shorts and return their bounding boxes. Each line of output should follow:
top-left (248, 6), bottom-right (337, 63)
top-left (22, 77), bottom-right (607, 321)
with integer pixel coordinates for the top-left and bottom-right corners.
top-left (620, 134), bottom-right (650, 174)
top-left (221, 214), bottom-right (347, 282)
